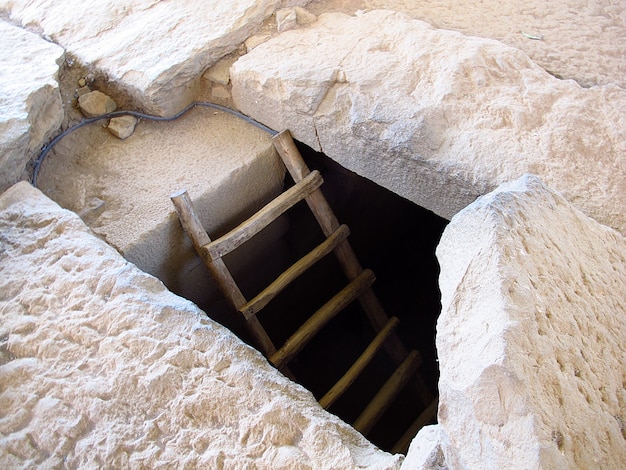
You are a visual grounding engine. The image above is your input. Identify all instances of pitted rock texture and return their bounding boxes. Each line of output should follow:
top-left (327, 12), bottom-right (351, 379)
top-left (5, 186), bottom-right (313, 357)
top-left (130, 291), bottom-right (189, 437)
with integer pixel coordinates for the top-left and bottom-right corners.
top-left (309, 0), bottom-right (626, 89)
top-left (426, 174), bottom-right (626, 469)
top-left (401, 425), bottom-right (447, 470)
top-left (231, 10), bottom-right (626, 237)
top-left (37, 108), bottom-right (286, 313)
top-left (0, 20), bottom-right (63, 193)
top-left (0, 0), bottom-right (310, 115)
top-left (0, 181), bottom-right (402, 469)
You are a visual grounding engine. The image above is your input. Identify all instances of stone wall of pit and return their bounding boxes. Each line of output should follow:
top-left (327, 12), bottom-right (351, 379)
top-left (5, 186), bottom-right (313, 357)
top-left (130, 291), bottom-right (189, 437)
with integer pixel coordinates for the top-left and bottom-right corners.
top-left (1, 1), bottom-right (625, 468)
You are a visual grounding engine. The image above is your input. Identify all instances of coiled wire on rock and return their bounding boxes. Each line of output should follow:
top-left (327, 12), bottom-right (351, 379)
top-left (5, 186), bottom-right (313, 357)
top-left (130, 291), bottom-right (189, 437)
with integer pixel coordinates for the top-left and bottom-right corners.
top-left (32, 102), bottom-right (278, 188)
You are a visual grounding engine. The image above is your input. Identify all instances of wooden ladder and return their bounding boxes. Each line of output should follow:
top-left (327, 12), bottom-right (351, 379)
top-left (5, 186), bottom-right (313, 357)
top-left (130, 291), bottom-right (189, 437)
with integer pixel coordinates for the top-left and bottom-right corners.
top-left (171, 129), bottom-right (436, 446)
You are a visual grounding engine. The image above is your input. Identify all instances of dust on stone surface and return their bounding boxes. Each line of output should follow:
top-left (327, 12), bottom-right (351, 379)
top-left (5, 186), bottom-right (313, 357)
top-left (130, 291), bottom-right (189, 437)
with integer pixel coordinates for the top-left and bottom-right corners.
top-left (2, 0), bottom-right (625, 468)
top-left (307, 0), bottom-right (626, 89)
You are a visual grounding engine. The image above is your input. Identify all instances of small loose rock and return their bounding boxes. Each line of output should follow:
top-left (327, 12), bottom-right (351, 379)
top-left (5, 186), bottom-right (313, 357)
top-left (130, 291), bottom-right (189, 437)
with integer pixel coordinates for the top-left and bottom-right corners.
top-left (78, 90), bottom-right (117, 118)
top-left (203, 57), bottom-right (237, 86)
top-left (276, 9), bottom-right (298, 32)
top-left (108, 115), bottom-right (137, 140)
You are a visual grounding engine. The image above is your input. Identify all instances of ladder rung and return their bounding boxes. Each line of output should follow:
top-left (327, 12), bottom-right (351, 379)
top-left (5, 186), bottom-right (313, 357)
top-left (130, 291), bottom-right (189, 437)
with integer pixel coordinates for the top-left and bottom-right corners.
top-left (391, 398), bottom-right (438, 455)
top-left (239, 224), bottom-right (351, 320)
top-left (353, 350), bottom-right (421, 436)
top-left (203, 170), bottom-right (323, 260)
top-left (273, 131), bottom-right (415, 376)
top-left (269, 269), bottom-right (376, 370)
top-left (319, 316), bottom-right (399, 409)
top-left (170, 189), bottom-right (278, 357)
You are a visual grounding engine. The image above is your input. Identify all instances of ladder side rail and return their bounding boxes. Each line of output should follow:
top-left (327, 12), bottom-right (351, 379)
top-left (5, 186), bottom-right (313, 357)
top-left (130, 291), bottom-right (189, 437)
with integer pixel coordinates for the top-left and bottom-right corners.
top-left (319, 316), bottom-right (400, 410)
top-left (391, 398), bottom-right (438, 455)
top-left (239, 224), bottom-right (350, 320)
top-left (204, 170), bottom-right (323, 261)
top-left (272, 130), bottom-right (435, 407)
top-left (353, 350), bottom-right (421, 436)
top-left (170, 190), bottom-right (277, 357)
top-left (273, 131), bottom-right (410, 354)
top-left (269, 269), bottom-right (375, 370)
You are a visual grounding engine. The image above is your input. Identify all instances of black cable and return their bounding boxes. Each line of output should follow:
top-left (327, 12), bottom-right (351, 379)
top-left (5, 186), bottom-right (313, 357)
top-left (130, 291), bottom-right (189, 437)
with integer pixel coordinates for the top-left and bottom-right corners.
top-left (31, 101), bottom-right (277, 187)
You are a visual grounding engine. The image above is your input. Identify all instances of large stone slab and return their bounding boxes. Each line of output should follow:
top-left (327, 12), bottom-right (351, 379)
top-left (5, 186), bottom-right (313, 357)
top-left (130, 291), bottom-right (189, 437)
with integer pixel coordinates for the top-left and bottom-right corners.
top-left (36, 107), bottom-right (286, 311)
top-left (409, 174), bottom-right (626, 468)
top-left (308, 0), bottom-right (626, 89)
top-left (231, 10), bottom-right (626, 236)
top-left (0, 0), bottom-right (309, 115)
top-left (0, 20), bottom-right (64, 193)
top-left (0, 181), bottom-right (402, 469)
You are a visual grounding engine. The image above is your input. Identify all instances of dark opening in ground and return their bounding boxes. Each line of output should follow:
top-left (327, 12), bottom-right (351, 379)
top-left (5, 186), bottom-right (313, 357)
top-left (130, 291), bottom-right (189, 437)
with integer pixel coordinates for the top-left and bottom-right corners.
top-left (198, 141), bottom-right (449, 452)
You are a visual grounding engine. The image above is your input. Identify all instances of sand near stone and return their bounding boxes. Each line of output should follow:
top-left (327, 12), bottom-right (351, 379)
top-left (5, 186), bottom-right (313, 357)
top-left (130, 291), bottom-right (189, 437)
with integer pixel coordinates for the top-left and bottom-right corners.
top-left (2, 1), bottom-right (625, 467)
top-left (308, 0), bottom-right (626, 89)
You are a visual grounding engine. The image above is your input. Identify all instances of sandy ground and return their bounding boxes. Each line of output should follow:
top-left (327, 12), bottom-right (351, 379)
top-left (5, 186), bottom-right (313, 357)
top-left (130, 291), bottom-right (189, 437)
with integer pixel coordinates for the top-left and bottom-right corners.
top-left (307, 0), bottom-right (626, 89)
top-left (35, 0), bottom-right (626, 285)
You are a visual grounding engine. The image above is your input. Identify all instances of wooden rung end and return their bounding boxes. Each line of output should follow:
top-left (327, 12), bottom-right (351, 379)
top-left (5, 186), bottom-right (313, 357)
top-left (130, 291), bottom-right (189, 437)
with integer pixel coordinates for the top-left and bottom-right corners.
top-left (353, 350), bottom-right (421, 437)
top-left (269, 269), bottom-right (376, 370)
top-left (272, 130), bottom-right (311, 182)
top-left (274, 130), bottom-right (411, 371)
top-left (391, 398), bottom-right (438, 455)
top-left (170, 190), bottom-right (278, 357)
top-left (319, 316), bottom-right (400, 409)
top-left (239, 224), bottom-right (351, 320)
top-left (203, 170), bottom-right (323, 260)
top-left (170, 190), bottom-right (212, 251)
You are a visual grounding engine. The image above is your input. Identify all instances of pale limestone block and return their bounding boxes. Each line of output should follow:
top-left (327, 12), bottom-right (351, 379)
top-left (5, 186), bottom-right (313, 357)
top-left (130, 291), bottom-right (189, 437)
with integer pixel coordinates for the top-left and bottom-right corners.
top-left (0, 181), bottom-right (402, 469)
top-left (277, 8), bottom-right (298, 32)
top-left (107, 115), bottom-right (138, 140)
top-left (401, 425), bottom-right (448, 470)
top-left (78, 90), bottom-right (117, 118)
top-left (203, 57), bottom-right (238, 86)
top-left (0, 20), bottom-right (64, 193)
top-left (211, 85), bottom-right (231, 100)
top-left (245, 33), bottom-right (272, 51)
top-left (313, 0), bottom-right (624, 89)
top-left (1, 0), bottom-right (311, 115)
top-left (35, 109), bottom-right (285, 312)
top-left (230, 10), bottom-right (626, 237)
top-left (434, 174), bottom-right (626, 469)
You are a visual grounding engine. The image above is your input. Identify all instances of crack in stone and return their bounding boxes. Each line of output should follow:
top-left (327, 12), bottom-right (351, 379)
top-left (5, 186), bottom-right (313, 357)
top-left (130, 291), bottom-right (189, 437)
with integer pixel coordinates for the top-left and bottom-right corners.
top-left (313, 121), bottom-right (323, 154)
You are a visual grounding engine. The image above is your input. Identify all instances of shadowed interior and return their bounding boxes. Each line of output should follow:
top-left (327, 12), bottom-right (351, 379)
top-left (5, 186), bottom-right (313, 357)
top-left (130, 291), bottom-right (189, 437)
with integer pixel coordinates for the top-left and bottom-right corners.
top-left (187, 140), bottom-right (448, 452)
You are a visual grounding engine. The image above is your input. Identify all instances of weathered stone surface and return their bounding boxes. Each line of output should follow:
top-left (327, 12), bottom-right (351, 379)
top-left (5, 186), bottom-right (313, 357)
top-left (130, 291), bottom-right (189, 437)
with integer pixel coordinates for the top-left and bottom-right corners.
top-left (203, 57), bottom-right (238, 86)
top-left (401, 426), bottom-right (447, 470)
top-left (276, 6), bottom-right (317, 31)
top-left (0, 20), bottom-right (64, 193)
top-left (422, 174), bottom-right (626, 469)
top-left (36, 108), bottom-right (286, 314)
top-left (308, 0), bottom-right (626, 89)
top-left (107, 115), bottom-right (137, 140)
top-left (294, 6), bottom-right (317, 25)
top-left (245, 33), bottom-right (272, 51)
top-left (0, 181), bottom-right (402, 469)
top-left (231, 10), bottom-right (626, 236)
top-left (78, 90), bottom-right (117, 118)
top-left (276, 8), bottom-right (298, 32)
top-left (0, 0), bottom-right (311, 115)
top-left (211, 85), bottom-right (232, 100)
